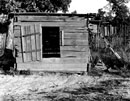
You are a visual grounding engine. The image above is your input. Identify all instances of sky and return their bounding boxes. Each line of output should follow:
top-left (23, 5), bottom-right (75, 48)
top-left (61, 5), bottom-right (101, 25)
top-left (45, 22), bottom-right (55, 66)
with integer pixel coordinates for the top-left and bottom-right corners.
top-left (68, 0), bottom-right (130, 14)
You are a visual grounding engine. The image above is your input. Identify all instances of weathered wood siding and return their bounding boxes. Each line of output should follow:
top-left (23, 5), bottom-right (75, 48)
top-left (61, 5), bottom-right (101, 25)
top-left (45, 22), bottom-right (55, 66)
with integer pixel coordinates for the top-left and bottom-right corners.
top-left (13, 13), bottom-right (90, 71)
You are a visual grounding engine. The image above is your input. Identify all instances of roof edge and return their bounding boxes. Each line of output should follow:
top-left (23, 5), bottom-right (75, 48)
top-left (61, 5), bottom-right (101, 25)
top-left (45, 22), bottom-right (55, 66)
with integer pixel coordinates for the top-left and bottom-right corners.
top-left (10, 12), bottom-right (97, 18)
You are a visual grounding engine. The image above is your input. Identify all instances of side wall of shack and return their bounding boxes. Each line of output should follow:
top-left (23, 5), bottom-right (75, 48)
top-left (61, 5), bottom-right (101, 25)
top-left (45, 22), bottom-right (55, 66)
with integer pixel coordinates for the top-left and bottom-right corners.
top-left (13, 13), bottom-right (90, 71)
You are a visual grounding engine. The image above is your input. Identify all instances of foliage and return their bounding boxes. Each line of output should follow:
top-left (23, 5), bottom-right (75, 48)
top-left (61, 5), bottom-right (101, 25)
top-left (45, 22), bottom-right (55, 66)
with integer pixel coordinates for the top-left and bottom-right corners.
top-left (108, 0), bottom-right (129, 22)
top-left (98, 0), bottom-right (130, 24)
top-left (0, 0), bottom-right (71, 13)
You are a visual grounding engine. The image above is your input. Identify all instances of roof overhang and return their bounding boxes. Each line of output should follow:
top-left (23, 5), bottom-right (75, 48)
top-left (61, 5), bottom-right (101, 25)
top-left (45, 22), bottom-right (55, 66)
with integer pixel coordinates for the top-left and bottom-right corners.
top-left (10, 12), bottom-right (97, 18)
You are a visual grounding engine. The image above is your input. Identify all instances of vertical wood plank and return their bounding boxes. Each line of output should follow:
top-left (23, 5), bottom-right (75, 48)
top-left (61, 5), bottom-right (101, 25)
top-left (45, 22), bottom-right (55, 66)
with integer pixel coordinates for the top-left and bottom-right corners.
top-left (24, 26), bottom-right (29, 61)
top-left (105, 26), bottom-right (107, 36)
top-left (29, 26), bottom-right (33, 61)
top-left (33, 24), bottom-right (38, 60)
top-left (39, 24), bottom-right (42, 60)
top-left (20, 26), bottom-right (24, 62)
top-left (26, 26), bottom-right (31, 61)
top-left (30, 25), bottom-right (36, 61)
top-left (60, 30), bottom-right (64, 46)
top-left (21, 26), bottom-right (27, 62)
top-left (36, 34), bottom-right (41, 60)
top-left (35, 24), bottom-right (42, 61)
top-left (108, 25), bottom-right (111, 36)
top-left (111, 26), bottom-right (114, 35)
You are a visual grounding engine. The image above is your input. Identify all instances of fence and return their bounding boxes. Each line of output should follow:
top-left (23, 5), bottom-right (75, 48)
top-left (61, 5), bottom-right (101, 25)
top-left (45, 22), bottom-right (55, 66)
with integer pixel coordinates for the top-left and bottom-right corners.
top-left (88, 20), bottom-right (130, 63)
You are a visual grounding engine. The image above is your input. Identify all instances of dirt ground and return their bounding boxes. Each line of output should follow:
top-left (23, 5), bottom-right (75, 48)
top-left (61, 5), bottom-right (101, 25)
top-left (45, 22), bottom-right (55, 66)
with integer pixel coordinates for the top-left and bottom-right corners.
top-left (0, 67), bottom-right (130, 101)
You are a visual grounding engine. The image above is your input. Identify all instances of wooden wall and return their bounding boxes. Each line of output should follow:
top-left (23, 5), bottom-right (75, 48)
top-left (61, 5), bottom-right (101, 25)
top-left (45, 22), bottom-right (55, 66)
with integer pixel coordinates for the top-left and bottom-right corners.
top-left (13, 13), bottom-right (90, 71)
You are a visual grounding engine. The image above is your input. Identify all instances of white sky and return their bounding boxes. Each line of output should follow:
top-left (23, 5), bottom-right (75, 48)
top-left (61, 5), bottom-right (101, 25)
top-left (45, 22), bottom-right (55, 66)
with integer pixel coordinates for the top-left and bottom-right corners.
top-left (68, 0), bottom-right (130, 14)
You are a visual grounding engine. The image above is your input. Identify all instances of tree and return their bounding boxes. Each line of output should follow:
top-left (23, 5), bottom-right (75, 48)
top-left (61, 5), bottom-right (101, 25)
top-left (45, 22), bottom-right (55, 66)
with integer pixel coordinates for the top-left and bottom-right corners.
top-left (0, 0), bottom-right (71, 13)
top-left (98, 0), bottom-right (130, 24)
top-left (107, 0), bottom-right (129, 22)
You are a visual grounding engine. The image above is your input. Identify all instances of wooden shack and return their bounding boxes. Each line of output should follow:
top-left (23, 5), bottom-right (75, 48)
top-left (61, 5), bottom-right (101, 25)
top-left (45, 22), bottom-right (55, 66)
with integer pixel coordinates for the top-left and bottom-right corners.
top-left (13, 13), bottom-right (94, 71)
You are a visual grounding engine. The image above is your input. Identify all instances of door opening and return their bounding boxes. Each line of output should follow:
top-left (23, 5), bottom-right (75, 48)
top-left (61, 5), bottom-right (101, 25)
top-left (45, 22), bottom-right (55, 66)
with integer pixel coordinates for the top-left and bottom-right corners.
top-left (42, 27), bottom-right (60, 58)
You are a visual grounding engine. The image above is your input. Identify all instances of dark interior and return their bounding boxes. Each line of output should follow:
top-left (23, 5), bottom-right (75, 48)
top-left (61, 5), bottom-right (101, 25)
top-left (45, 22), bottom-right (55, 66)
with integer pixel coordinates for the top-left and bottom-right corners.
top-left (42, 27), bottom-right (60, 58)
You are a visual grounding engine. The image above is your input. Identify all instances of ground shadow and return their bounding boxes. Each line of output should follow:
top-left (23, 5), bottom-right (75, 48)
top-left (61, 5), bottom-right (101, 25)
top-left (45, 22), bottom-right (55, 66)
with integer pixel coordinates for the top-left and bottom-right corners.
top-left (44, 78), bottom-right (130, 101)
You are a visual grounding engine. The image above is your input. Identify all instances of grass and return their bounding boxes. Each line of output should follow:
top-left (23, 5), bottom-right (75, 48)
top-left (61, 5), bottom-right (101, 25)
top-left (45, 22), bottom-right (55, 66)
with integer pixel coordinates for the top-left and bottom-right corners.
top-left (0, 67), bottom-right (130, 101)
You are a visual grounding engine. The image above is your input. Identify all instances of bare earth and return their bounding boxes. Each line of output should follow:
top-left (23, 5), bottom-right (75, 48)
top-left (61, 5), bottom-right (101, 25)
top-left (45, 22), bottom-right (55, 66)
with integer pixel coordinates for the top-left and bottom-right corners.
top-left (0, 67), bottom-right (130, 101)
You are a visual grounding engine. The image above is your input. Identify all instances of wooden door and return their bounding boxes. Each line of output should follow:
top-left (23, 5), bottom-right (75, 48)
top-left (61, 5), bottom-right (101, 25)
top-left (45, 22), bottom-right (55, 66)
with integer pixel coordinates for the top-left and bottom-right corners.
top-left (42, 27), bottom-right (60, 58)
top-left (21, 24), bottom-right (42, 62)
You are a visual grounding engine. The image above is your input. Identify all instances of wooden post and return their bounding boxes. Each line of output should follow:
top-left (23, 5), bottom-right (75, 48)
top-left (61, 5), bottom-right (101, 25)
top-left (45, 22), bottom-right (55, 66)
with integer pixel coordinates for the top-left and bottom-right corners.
top-left (61, 30), bottom-right (64, 46)
top-left (6, 18), bottom-right (14, 50)
top-left (86, 63), bottom-right (90, 72)
top-left (39, 24), bottom-right (42, 60)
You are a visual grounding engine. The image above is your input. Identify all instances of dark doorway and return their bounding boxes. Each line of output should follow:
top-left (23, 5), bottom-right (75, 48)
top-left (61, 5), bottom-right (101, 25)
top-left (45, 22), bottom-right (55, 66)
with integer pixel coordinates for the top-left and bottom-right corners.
top-left (42, 27), bottom-right (60, 58)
